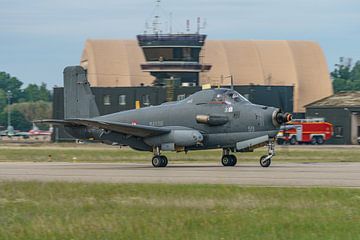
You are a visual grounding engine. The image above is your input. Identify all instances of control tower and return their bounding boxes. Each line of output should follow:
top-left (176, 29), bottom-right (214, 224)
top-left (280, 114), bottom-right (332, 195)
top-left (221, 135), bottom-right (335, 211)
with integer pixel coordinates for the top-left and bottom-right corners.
top-left (137, 33), bottom-right (212, 86)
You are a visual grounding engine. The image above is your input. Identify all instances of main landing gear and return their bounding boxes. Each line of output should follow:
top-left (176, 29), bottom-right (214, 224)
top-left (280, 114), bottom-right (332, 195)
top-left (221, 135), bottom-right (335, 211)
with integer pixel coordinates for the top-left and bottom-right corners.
top-left (259, 141), bottom-right (275, 168)
top-left (221, 149), bottom-right (237, 166)
top-left (152, 147), bottom-right (168, 168)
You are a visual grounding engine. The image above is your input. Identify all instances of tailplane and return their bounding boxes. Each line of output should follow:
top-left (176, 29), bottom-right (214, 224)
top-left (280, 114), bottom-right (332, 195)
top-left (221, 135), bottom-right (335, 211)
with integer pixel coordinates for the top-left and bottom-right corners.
top-left (63, 66), bottom-right (99, 119)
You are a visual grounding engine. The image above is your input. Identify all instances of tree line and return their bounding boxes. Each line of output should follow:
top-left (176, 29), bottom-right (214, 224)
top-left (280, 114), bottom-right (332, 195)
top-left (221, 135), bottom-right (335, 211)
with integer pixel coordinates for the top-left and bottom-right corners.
top-left (0, 72), bottom-right (52, 131)
top-left (332, 59), bottom-right (360, 93)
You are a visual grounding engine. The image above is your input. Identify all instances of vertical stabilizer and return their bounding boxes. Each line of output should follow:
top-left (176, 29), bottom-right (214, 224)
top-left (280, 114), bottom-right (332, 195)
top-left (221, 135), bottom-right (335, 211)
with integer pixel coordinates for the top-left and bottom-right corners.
top-left (63, 66), bottom-right (99, 119)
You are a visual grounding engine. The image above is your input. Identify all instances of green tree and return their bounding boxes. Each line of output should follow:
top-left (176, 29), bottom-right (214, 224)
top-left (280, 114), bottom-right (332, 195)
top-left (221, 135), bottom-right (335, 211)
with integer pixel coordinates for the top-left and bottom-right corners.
top-left (0, 89), bottom-right (6, 112)
top-left (332, 60), bottom-right (360, 93)
top-left (0, 110), bottom-right (32, 131)
top-left (0, 72), bottom-right (23, 102)
top-left (9, 101), bottom-right (52, 122)
top-left (39, 83), bottom-right (52, 101)
top-left (350, 61), bottom-right (360, 81)
top-left (23, 83), bottom-right (52, 102)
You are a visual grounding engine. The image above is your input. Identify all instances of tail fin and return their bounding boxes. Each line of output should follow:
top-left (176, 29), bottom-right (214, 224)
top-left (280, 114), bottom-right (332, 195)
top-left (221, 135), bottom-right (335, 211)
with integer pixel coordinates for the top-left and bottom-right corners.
top-left (63, 66), bottom-right (99, 119)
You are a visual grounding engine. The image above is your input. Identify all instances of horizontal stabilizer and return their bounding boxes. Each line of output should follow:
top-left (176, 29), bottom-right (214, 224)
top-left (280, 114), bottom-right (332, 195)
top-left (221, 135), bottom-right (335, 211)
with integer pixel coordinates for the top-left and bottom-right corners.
top-left (34, 119), bottom-right (77, 126)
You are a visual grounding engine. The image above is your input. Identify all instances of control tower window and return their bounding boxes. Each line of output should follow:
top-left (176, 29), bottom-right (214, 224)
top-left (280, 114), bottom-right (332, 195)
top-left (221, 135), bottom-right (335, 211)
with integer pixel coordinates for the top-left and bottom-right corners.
top-left (143, 47), bottom-right (200, 62)
top-left (183, 48), bottom-right (191, 61)
top-left (143, 48), bottom-right (173, 61)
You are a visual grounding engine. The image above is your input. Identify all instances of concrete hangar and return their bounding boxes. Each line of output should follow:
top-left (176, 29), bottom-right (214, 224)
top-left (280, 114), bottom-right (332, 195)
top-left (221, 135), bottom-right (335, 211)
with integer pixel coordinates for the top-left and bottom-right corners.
top-left (53, 33), bottom-right (333, 140)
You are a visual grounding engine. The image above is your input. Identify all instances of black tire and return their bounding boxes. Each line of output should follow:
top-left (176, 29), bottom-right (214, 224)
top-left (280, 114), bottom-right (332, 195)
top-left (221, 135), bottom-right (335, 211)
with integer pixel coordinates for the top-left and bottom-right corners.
top-left (289, 137), bottom-right (297, 145)
top-left (277, 139), bottom-right (285, 145)
top-left (152, 156), bottom-right (162, 167)
top-left (316, 136), bottom-right (324, 145)
top-left (221, 155), bottom-right (236, 166)
top-left (260, 155), bottom-right (271, 168)
top-left (160, 156), bottom-right (168, 167)
top-left (311, 137), bottom-right (317, 145)
top-left (229, 155), bottom-right (237, 166)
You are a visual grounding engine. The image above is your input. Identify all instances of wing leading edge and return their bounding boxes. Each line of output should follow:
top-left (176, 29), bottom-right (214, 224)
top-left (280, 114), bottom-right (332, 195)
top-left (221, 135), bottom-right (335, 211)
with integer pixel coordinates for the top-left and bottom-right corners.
top-left (35, 119), bottom-right (171, 138)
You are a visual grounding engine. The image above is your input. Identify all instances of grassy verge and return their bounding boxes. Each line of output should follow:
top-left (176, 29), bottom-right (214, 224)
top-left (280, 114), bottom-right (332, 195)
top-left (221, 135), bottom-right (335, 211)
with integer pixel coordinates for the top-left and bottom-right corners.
top-left (0, 144), bottom-right (360, 163)
top-left (0, 182), bottom-right (359, 239)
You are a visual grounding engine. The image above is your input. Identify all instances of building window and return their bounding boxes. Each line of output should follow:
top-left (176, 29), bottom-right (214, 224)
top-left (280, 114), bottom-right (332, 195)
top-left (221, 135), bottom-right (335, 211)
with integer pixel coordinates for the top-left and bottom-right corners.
top-left (334, 126), bottom-right (343, 137)
top-left (142, 95), bottom-right (150, 106)
top-left (103, 95), bottom-right (111, 105)
top-left (119, 95), bottom-right (126, 106)
top-left (177, 94), bottom-right (186, 101)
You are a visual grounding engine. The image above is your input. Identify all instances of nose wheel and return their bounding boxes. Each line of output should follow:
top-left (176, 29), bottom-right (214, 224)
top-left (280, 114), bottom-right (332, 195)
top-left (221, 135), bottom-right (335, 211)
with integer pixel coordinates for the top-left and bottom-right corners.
top-left (260, 155), bottom-right (271, 167)
top-left (259, 140), bottom-right (275, 168)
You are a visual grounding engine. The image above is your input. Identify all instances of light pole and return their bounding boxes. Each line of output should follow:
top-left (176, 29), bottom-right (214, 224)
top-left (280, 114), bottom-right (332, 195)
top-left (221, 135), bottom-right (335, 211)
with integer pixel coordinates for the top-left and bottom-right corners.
top-left (224, 75), bottom-right (234, 90)
top-left (6, 90), bottom-right (12, 131)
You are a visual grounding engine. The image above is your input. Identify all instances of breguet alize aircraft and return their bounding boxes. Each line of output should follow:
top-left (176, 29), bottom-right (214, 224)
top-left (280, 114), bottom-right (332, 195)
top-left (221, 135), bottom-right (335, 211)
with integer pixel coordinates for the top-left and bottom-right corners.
top-left (38, 67), bottom-right (292, 168)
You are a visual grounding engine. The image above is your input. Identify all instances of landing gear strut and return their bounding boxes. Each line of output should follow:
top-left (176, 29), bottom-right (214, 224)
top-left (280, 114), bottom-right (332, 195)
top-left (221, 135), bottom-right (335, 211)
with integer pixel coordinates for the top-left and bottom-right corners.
top-left (152, 147), bottom-right (168, 168)
top-left (260, 140), bottom-right (275, 168)
top-left (221, 148), bottom-right (237, 167)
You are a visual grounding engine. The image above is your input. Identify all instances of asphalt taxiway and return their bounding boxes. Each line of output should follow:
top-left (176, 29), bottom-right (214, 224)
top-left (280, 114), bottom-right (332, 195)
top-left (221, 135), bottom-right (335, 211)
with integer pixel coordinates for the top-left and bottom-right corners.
top-left (1, 162), bottom-right (360, 187)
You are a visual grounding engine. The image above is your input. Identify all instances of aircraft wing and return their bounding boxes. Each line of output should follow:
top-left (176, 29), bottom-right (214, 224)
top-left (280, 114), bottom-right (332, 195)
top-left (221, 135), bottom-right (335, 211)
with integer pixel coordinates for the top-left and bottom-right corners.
top-left (36, 119), bottom-right (171, 138)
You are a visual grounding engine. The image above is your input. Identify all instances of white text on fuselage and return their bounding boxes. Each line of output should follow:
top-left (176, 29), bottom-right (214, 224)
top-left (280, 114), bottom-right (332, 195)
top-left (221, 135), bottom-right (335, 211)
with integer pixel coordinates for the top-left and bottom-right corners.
top-left (149, 121), bottom-right (164, 127)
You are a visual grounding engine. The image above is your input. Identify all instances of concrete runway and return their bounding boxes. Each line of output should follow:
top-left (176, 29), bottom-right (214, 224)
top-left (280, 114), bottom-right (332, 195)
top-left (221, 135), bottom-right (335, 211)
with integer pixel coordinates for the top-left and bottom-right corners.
top-left (1, 162), bottom-right (360, 187)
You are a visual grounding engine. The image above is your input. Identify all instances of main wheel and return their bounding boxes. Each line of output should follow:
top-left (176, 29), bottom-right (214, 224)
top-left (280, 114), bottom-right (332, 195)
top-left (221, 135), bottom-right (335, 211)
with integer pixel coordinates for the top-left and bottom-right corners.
top-left (152, 156), bottom-right (162, 167)
top-left (229, 155), bottom-right (237, 166)
top-left (221, 155), bottom-right (237, 166)
top-left (260, 155), bottom-right (271, 168)
top-left (316, 136), bottom-right (324, 145)
top-left (311, 137), bottom-right (317, 145)
top-left (289, 136), bottom-right (297, 145)
top-left (152, 156), bottom-right (168, 167)
top-left (160, 156), bottom-right (168, 167)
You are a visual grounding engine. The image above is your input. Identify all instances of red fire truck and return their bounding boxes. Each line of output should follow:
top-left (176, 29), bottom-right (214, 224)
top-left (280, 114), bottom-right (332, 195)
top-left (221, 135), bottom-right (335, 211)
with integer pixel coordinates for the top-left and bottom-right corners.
top-left (276, 118), bottom-right (333, 145)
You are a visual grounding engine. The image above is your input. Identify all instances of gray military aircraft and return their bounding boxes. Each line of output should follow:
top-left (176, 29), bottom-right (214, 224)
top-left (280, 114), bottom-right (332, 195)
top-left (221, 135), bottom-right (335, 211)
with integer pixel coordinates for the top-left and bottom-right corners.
top-left (37, 67), bottom-right (292, 168)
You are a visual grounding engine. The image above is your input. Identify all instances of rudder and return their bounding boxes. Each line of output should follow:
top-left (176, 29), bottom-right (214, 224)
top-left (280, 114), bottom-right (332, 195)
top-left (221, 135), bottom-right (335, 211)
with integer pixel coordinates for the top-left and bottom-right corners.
top-left (63, 66), bottom-right (99, 119)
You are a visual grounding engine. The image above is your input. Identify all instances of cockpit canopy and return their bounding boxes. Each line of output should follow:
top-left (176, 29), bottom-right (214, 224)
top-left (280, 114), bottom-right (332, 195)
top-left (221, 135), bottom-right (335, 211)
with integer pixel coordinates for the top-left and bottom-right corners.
top-left (184, 88), bottom-right (250, 104)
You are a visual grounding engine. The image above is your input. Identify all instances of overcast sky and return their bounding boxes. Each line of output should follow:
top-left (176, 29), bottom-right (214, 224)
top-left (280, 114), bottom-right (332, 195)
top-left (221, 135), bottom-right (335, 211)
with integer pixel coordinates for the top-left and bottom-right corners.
top-left (1, 0), bottom-right (359, 87)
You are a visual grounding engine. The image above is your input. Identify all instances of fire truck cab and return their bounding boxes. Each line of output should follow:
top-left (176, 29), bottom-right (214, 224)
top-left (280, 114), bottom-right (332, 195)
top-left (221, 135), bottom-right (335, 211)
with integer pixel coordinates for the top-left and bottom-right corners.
top-left (277, 118), bottom-right (333, 145)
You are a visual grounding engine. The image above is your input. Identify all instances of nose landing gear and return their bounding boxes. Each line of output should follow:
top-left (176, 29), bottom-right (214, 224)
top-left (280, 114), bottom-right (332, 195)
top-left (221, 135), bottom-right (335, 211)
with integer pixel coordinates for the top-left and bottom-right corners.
top-left (260, 140), bottom-right (275, 168)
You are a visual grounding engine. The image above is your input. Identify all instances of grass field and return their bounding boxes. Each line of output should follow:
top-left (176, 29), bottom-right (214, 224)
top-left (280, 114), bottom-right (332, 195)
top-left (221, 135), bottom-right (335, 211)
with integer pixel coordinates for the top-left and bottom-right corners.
top-left (0, 143), bottom-right (360, 163)
top-left (0, 181), bottom-right (359, 240)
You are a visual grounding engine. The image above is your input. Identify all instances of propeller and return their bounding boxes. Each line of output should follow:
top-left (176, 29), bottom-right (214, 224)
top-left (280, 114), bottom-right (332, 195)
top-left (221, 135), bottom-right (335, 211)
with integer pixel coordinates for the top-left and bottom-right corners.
top-left (271, 111), bottom-right (292, 157)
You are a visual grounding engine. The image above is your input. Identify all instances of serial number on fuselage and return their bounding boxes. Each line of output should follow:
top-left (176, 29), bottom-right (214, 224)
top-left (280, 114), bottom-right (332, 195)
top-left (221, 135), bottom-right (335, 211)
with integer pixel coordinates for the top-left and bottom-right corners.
top-left (149, 121), bottom-right (164, 127)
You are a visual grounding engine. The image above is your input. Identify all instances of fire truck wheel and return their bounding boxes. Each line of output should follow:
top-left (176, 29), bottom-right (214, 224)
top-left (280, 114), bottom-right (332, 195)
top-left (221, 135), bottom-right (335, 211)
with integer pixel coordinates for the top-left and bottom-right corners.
top-left (316, 136), bottom-right (324, 145)
top-left (289, 137), bottom-right (297, 145)
top-left (311, 137), bottom-right (317, 145)
top-left (277, 139), bottom-right (285, 145)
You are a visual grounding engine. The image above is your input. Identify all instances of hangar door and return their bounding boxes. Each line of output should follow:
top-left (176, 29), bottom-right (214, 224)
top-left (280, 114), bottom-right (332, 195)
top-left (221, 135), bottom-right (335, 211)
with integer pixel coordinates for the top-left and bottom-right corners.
top-left (351, 114), bottom-right (360, 144)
